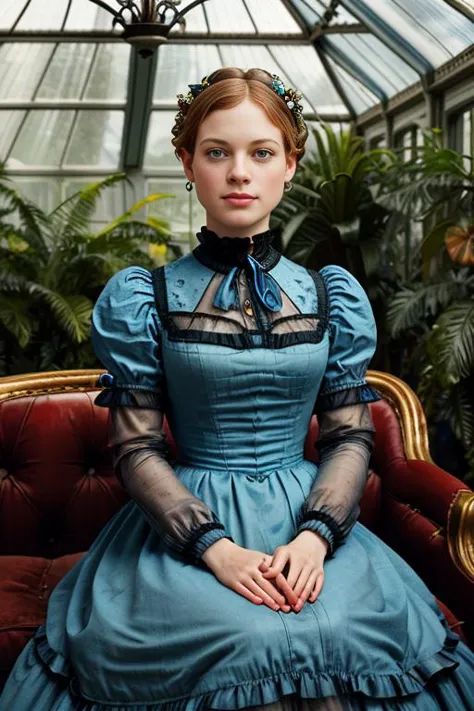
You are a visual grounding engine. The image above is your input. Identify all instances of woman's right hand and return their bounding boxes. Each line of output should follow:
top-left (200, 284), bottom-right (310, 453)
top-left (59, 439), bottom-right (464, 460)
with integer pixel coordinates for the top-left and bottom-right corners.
top-left (201, 539), bottom-right (294, 612)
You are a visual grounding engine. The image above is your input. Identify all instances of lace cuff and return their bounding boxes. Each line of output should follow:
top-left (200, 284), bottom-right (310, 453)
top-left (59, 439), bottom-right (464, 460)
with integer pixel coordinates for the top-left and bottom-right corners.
top-left (315, 384), bottom-right (382, 415)
top-left (95, 373), bottom-right (165, 409)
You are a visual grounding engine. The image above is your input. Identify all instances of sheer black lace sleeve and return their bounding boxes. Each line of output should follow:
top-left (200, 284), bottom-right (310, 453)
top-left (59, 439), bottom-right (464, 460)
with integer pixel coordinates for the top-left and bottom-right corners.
top-left (109, 406), bottom-right (233, 565)
top-left (296, 266), bottom-right (382, 555)
top-left (296, 403), bottom-right (375, 556)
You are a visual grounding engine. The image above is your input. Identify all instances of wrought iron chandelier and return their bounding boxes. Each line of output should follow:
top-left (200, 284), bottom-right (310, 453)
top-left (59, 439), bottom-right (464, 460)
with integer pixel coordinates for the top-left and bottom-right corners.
top-left (88, 0), bottom-right (209, 57)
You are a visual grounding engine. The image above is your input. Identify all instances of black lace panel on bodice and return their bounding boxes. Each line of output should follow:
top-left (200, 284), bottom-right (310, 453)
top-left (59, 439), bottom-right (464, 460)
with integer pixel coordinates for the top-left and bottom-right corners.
top-left (151, 261), bottom-right (328, 350)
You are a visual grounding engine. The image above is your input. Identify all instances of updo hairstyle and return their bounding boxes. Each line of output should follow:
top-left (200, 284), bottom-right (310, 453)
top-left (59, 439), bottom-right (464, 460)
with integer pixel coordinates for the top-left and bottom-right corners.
top-left (171, 67), bottom-right (308, 163)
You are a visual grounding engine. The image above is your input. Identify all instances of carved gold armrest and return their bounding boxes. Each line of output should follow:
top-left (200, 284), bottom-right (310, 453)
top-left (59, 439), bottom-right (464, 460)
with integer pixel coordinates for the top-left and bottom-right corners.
top-left (367, 370), bottom-right (474, 583)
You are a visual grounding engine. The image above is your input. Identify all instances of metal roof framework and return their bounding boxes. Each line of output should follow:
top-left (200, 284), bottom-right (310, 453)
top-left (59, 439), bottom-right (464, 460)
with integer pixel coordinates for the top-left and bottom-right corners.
top-left (0, 0), bottom-right (473, 175)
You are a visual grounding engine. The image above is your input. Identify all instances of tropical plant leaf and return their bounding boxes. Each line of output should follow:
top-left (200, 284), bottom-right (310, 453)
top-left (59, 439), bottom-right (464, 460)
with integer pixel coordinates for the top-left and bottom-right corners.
top-left (428, 300), bottom-right (474, 384)
top-left (34, 288), bottom-right (94, 343)
top-left (50, 174), bottom-right (129, 242)
top-left (386, 280), bottom-right (460, 337)
top-left (94, 193), bottom-right (175, 238)
top-left (0, 295), bottom-right (33, 347)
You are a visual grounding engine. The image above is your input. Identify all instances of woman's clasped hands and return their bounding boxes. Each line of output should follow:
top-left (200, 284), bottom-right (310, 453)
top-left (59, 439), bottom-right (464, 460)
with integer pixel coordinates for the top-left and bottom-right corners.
top-left (201, 530), bottom-right (328, 613)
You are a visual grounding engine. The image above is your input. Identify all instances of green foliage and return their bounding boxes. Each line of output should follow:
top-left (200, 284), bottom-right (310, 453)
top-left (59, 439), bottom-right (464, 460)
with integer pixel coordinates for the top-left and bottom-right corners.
top-left (275, 125), bottom-right (474, 480)
top-left (272, 123), bottom-right (394, 286)
top-left (0, 165), bottom-right (178, 374)
top-left (380, 131), bottom-right (474, 479)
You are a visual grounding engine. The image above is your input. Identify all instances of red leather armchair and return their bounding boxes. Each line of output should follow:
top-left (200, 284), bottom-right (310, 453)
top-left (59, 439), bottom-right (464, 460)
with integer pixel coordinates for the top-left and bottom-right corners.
top-left (0, 369), bottom-right (473, 692)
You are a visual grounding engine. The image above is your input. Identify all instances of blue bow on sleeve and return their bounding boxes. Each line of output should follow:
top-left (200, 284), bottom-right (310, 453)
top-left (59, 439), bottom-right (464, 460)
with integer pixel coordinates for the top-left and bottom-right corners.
top-left (213, 255), bottom-right (282, 313)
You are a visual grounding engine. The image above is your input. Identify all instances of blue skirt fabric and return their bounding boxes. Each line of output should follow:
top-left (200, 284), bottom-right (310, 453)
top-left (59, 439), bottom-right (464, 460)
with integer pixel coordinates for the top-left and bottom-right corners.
top-left (1, 460), bottom-right (474, 711)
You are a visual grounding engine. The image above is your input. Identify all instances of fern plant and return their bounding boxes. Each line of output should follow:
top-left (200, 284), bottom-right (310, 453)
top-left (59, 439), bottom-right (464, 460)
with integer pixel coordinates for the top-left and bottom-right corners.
top-left (0, 166), bottom-right (177, 374)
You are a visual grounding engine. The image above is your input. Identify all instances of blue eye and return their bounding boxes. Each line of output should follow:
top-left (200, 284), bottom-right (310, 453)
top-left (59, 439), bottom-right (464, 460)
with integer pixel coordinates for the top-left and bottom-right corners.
top-left (207, 148), bottom-right (225, 159)
top-left (255, 149), bottom-right (273, 160)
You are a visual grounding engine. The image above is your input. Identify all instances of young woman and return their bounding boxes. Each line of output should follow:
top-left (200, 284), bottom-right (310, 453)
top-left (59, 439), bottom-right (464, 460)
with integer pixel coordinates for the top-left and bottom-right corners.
top-left (1, 67), bottom-right (474, 711)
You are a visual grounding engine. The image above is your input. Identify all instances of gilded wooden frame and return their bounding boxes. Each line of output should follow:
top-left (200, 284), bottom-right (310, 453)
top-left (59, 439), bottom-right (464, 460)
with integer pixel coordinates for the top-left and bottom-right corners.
top-left (0, 368), bottom-right (473, 582)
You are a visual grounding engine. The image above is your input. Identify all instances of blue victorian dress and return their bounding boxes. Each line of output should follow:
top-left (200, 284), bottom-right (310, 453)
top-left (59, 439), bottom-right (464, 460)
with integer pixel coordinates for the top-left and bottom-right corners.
top-left (1, 227), bottom-right (474, 711)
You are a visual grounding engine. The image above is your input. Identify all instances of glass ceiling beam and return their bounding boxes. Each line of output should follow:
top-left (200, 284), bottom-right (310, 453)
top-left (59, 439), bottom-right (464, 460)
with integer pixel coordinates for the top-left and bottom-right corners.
top-left (313, 44), bottom-right (357, 119)
top-left (278, 0), bottom-right (311, 34)
top-left (319, 36), bottom-right (388, 105)
top-left (120, 48), bottom-right (157, 170)
top-left (338, 0), bottom-right (434, 80)
top-left (0, 26), bottom-right (369, 43)
top-left (0, 101), bottom-right (125, 110)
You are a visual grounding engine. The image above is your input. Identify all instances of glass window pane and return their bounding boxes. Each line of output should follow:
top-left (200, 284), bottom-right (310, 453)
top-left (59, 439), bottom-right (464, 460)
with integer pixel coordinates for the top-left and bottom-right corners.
top-left (169, 0), bottom-right (207, 33)
top-left (0, 1), bottom-right (22, 30)
top-left (244, 0), bottom-right (302, 33)
top-left (270, 45), bottom-right (346, 114)
top-left (64, 0), bottom-right (115, 31)
top-left (144, 111), bottom-right (178, 168)
top-left (288, 0), bottom-right (358, 26)
top-left (36, 44), bottom-right (95, 100)
top-left (462, 108), bottom-right (474, 172)
top-left (9, 110), bottom-right (75, 167)
top-left (206, 0), bottom-right (254, 33)
top-left (0, 111), bottom-right (26, 161)
top-left (15, 0), bottom-right (68, 31)
top-left (63, 110), bottom-right (124, 168)
top-left (218, 45), bottom-right (314, 112)
top-left (9, 178), bottom-right (62, 213)
top-left (288, 0), bottom-right (319, 27)
top-left (326, 34), bottom-right (419, 96)
top-left (147, 178), bottom-right (206, 246)
top-left (0, 44), bottom-right (54, 100)
top-left (370, 0), bottom-right (474, 66)
top-left (326, 60), bottom-right (379, 114)
top-left (154, 45), bottom-right (222, 103)
top-left (83, 44), bottom-right (130, 102)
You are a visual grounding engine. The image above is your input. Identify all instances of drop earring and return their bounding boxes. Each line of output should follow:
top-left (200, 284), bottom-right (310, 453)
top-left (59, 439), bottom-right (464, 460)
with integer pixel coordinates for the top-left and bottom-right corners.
top-left (185, 181), bottom-right (193, 192)
top-left (284, 181), bottom-right (293, 192)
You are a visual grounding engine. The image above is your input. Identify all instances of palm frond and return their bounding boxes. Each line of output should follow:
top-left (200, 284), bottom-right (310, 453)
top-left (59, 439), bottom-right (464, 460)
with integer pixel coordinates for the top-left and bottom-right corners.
top-left (32, 287), bottom-right (94, 343)
top-left (50, 173), bottom-right (129, 241)
top-left (0, 295), bottom-right (33, 347)
top-left (387, 280), bottom-right (460, 337)
top-left (428, 300), bottom-right (474, 383)
top-left (94, 193), bottom-right (174, 238)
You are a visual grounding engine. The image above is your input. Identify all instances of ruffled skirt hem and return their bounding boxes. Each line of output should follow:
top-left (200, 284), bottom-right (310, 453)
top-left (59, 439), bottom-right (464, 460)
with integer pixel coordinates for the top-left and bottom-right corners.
top-left (27, 624), bottom-right (470, 710)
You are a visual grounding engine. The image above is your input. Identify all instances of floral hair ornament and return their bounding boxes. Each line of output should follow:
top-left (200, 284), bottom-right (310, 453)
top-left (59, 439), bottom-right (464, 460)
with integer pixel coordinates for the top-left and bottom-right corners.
top-left (270, 74), bottom-right (305, 128)
top-left (174, 72), bottom-right (305, 132)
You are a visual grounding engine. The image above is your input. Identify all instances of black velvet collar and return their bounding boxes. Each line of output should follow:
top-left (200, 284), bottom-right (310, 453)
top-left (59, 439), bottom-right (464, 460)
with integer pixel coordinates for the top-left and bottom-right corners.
top-left (192, 225), bottom-right (281, 273)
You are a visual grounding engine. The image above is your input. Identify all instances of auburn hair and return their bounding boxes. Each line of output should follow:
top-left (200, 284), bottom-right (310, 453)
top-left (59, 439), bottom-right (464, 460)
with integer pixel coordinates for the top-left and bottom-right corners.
top-left (171, 67), bottom-right (308, 163)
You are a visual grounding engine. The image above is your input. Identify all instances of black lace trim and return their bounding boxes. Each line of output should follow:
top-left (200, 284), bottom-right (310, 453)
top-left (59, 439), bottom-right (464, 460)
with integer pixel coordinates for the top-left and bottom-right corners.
top-left (192, 225), bottom-right (282, 272)
top-left (94, 387), bottom-right (165, 409)
top-left (182, 522), bottom-right (231, 564)
top-left (298, 510), bottom-right (345, 552)
top-left (315, 384), bottom-right (382, 414)
top-left (151, 266), bottom-right (330, 349)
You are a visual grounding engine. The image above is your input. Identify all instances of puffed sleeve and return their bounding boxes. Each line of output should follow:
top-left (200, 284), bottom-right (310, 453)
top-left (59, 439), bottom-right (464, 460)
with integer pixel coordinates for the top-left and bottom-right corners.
top-left (91, 266), bottom-right (165, 409)
top-left (315, 265), bottom-right (382, 414)
top-left (92, 267), bottom-right (233, 565)
top-left (297, 266), bottom-right (382, 556)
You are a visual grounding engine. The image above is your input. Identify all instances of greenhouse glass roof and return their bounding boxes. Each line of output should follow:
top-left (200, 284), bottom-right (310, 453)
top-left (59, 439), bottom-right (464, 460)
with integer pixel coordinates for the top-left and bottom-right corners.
top-left (1, 0), bottom-right (474, 176)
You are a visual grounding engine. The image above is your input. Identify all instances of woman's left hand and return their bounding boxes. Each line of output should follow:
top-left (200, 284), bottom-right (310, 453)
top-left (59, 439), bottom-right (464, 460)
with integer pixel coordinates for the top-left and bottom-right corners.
top-left (259, 531), bottom-right (329, 612)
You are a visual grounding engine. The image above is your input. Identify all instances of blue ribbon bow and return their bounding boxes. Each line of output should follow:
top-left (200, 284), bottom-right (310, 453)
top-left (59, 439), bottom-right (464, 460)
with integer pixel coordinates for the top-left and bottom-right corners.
top-left (213, 254), bottom-right (282, 313)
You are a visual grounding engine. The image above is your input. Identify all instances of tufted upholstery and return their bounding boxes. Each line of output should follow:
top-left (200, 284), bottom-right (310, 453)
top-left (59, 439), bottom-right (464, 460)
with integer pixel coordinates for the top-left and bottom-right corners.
top-left (0, 372), bottom-right (473, 691)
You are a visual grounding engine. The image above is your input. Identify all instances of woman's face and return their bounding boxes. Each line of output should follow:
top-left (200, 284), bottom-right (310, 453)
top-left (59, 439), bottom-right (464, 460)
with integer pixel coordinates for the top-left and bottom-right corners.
top-left (180, 97), bottom-right (297, 238)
